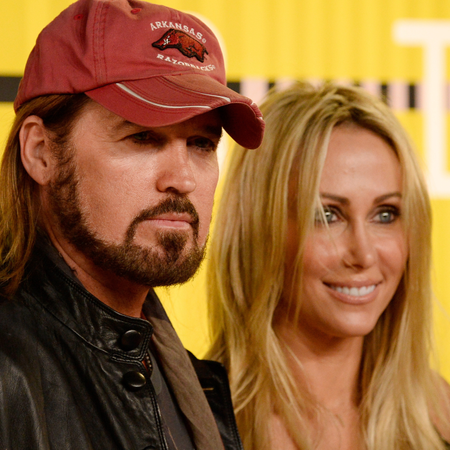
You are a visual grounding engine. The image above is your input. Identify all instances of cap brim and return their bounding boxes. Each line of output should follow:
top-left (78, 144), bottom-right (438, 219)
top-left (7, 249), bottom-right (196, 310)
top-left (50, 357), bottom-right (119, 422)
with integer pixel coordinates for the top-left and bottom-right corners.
top-left (85, 74), bottom-right (264, 149)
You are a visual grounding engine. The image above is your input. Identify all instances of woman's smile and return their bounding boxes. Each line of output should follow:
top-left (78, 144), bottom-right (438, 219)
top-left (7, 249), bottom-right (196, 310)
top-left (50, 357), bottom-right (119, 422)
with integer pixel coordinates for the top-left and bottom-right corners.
top-left (285, 124), bottom-right (407, 339)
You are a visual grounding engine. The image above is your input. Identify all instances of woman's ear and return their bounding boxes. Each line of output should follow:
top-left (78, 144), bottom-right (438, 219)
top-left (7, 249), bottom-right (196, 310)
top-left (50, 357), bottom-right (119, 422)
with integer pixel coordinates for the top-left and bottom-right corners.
top-left (20, 115), bottom-right (54, 186)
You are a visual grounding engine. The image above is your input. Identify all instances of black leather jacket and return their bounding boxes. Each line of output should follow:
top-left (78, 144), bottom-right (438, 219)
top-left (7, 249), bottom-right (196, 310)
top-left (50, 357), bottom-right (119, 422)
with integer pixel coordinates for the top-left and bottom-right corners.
top-left (0, 239), bottom-right (242, 450)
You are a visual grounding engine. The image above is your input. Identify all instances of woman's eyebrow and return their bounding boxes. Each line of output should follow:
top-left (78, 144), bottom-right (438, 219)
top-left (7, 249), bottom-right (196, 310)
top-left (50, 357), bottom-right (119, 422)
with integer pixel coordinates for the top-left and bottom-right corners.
top-left (319, 192), bottom-right (402, 205)
top-left (374, 192), bottom-right (402, 203)
top-left (319, 193), bottom-right (349, 205)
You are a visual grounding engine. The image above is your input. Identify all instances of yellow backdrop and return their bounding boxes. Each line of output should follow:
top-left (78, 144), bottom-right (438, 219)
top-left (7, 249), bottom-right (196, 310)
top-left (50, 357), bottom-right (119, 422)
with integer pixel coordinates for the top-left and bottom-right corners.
top-left (2, 0), bottom-right (450, 379)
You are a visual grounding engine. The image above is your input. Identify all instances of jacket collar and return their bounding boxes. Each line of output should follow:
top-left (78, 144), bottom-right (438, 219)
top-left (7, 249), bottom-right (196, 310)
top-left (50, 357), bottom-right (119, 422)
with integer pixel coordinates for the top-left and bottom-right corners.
top-left (22, 234), bottom-right (155, 361)
top-left (22, 234), bottom-right (225, 450)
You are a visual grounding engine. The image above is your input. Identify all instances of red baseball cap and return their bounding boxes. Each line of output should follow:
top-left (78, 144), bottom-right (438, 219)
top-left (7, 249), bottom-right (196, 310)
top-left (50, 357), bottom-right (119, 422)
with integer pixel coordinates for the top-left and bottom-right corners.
top-left (14, 0), bottom-right (264, 149)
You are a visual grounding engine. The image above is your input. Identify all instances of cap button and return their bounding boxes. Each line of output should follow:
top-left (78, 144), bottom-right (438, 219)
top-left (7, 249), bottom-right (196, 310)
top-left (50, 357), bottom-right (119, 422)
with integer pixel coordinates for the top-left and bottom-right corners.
top-left (123, 371), bottom-right (147, 391)
top-left (119, 330), bottom-right (143, 351)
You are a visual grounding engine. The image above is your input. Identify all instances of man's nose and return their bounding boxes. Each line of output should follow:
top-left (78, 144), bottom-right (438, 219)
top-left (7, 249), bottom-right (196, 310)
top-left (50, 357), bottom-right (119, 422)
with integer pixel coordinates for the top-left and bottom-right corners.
top-left (155, 143), bottom-right (196, 194)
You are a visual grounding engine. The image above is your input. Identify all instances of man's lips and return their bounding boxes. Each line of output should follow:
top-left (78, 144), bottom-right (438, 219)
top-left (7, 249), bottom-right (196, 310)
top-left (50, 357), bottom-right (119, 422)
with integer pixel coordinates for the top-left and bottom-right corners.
top-left (145, 213), bottom-right (193, 229)
top-left (126, 197), bottom-right (200, 242)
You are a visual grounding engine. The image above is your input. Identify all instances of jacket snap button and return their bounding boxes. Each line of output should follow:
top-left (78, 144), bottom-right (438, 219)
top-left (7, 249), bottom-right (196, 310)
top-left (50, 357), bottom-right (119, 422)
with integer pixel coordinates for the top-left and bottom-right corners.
top-left (123, 371), bottom-right (147, 390)
top-left (119, 329), bottom-right (143, 351)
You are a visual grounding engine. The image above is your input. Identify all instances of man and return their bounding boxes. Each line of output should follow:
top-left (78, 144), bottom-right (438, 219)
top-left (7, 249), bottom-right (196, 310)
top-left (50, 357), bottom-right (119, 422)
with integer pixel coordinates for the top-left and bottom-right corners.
top-left (0, 1), bottom-right (264, 449)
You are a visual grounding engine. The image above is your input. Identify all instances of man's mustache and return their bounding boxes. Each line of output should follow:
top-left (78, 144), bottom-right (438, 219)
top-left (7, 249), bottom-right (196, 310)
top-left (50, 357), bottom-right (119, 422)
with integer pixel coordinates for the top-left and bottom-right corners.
top-left (126, 196), bottom-right (200, 242)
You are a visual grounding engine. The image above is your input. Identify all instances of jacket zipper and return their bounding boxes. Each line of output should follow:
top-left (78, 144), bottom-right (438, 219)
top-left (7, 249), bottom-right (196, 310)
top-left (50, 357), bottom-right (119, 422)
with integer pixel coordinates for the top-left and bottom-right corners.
top-left (143, 351), bottom-right (169, 450)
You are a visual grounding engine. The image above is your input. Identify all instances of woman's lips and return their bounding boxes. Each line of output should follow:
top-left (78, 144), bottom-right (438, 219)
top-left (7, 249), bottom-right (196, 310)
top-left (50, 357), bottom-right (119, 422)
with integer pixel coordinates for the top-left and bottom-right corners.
top-left (329, 284), bottom-right (376, 297)
top-left (324, 282), bottom-right (381, 304)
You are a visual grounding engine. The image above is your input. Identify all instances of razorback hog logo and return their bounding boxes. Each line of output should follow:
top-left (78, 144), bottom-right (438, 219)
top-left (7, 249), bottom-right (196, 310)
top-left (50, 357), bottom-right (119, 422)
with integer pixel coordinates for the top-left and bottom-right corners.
top-left (152, 29), bottom-right (208, 63)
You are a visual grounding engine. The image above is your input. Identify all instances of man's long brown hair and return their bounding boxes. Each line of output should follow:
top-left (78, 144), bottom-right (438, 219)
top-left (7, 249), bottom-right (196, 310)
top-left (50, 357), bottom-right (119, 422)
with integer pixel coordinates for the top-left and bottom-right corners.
top-left (0, 93), bottom-right (91, 297)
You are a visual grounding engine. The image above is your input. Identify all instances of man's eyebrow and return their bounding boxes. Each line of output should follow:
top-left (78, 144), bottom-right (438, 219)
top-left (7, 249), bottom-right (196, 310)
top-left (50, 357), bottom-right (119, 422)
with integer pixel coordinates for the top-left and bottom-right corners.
top-left (108, 121), bottom-right (223, 139)
top-left (109, 119), bottom-right (145, 135)
top-left (202, 125), bottom-right (223, 139)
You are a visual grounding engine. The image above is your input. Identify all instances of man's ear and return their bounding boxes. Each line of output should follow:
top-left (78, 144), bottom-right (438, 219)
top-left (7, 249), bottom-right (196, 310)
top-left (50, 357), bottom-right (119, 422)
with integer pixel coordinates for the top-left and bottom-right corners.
top-left (20, 115), bottom-right (55, 186)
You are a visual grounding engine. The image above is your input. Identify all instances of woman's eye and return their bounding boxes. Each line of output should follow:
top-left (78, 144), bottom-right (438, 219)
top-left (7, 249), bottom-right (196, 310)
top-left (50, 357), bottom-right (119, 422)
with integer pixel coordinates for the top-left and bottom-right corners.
top-left (315, 207), bottom-right (339, 225)
top-left (324, 209), bottom-right (338, 223)
top-left (375, 207), bottom-right (400, 224)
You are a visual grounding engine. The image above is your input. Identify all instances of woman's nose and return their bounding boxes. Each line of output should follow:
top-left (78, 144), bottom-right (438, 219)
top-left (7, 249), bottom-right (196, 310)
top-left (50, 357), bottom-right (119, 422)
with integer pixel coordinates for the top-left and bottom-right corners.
top-left (343, 222), bottom-right (376, 269)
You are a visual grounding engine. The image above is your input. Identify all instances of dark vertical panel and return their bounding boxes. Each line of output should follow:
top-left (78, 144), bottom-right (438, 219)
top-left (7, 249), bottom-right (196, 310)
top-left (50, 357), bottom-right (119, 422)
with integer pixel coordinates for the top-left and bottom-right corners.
top-left (226, 81), bottom-right (240, 94)
top-left (408, 84), bottom-right (416, 109)
top-left (0, 76), bottom-right (21, 102)
top-left (380, 83), bottom-right (388, 104)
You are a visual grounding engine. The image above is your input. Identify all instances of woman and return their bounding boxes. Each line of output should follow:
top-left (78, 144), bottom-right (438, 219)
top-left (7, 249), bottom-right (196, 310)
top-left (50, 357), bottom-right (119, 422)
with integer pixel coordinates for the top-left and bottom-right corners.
top-left (207, 82), bottom-right (450, 449)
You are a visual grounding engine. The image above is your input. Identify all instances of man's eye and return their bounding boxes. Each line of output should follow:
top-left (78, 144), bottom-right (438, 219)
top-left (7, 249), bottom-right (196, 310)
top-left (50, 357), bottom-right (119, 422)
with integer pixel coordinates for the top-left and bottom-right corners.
top-left (130, 131), bottom-right (157, 144)
top-left (189, 137), bottom-right (217, 152)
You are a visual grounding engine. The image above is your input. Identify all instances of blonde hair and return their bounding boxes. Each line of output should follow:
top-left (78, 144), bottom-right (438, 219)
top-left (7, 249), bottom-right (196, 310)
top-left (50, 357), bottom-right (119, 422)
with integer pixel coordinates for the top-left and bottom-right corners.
top-left (0, 93), bottom-right (90, 297)
top-left (207, 82), bottom-right (446, 449)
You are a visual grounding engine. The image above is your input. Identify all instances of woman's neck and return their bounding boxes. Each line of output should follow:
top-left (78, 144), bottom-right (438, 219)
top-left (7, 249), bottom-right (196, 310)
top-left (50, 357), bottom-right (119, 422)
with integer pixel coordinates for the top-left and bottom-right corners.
top-left (273, 319), bottom-right (365, 450)
top-left (275, 316), bottom-right (363, 407)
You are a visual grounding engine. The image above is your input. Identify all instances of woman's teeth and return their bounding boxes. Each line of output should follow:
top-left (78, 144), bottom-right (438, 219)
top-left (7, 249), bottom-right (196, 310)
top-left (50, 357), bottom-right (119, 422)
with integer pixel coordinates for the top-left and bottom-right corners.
top-left (330, 284), bottom-right (376, 297)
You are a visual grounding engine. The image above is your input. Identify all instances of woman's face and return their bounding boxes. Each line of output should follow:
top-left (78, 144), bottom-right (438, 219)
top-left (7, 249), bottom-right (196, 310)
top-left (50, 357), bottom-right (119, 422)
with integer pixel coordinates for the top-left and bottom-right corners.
top-left (286, 124), bottom-right (408, 340)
